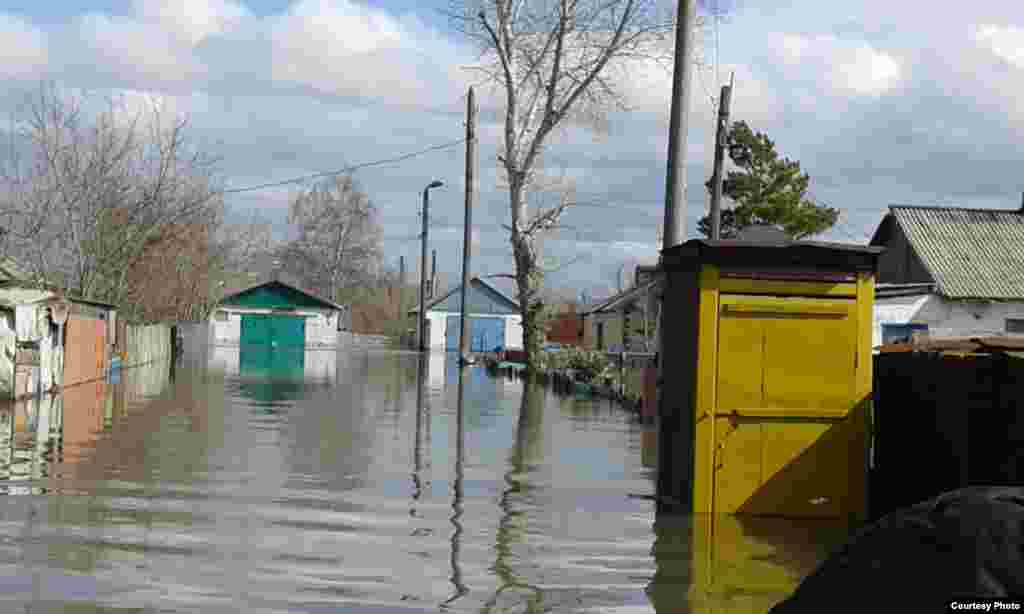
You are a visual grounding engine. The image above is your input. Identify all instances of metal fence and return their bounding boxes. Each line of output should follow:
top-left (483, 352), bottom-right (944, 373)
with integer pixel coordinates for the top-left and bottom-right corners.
top-left (871, 350), bottom-right (1024, 520)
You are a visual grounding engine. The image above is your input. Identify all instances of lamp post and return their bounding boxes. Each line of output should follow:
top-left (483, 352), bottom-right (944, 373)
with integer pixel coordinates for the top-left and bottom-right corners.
top-left (418, 180), bottom-right (444, 351)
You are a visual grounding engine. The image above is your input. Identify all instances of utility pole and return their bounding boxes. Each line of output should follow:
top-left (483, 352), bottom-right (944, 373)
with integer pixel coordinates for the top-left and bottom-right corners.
top-left (661, 0), bottom-right (697, 251)
top-left (656, 0), bottom-right (698, 512)
top-left (709, 74), bottom-right (734, 240)
top-left (418, 180), bottom-right (443, 352)
top-left (458, 87), bottom-right (478, 366)
top-left (399, 255), bottom-right (405, 322)
top-left (430, 249), bottom-right (437, 299)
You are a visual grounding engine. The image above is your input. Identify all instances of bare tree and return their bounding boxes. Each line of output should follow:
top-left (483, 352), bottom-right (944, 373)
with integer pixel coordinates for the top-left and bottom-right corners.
top-left (0, 83), bottom-right (223, 314)
top-left (449, 0), bottom-right (680, 369)
top-left (280, 174), bottom-right (382, 302)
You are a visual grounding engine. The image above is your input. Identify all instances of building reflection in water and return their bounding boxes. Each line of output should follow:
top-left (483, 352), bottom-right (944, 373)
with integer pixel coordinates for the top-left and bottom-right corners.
top-left (0, 357), bottom-right (175, 496)
top-left (647, 504), bottom-right (853, 613)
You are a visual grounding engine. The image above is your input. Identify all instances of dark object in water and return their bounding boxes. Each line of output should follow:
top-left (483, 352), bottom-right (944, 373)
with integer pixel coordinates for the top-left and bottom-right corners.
top-left (769, 487), bottom-right (1024, 613)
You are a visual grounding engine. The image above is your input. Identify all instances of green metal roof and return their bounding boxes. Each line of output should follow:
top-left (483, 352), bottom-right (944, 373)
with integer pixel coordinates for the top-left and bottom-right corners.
top-left (874, 206), bottom-right (1024, 300)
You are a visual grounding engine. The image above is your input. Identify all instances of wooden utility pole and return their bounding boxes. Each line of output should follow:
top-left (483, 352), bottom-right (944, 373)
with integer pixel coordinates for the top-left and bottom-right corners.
top-left (709, 75), bottom-right (734, 240)
top-left (458, 88), bottom-right (478, 365)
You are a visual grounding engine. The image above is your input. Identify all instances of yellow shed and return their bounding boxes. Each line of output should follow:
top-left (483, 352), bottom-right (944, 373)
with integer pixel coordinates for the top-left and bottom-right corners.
top-left (657, 239), bottom-right (882, 522)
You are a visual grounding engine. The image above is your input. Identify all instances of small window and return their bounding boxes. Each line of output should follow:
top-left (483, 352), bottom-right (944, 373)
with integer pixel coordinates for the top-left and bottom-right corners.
top-left (882, 323), bottom-right (928, 344)
top-left (1006, 318), bottom-right (1024, 335)
top-left (214, 310), bottom-right (229, 322)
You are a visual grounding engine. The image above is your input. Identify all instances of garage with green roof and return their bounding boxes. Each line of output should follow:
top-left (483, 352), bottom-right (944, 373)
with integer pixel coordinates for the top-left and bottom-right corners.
top-left (210, 278), bottom-right (346, 349)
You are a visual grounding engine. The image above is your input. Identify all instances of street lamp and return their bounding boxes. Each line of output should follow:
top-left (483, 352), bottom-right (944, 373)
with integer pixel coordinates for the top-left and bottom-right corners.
top-left (418, 180), bottom-right (444, 351)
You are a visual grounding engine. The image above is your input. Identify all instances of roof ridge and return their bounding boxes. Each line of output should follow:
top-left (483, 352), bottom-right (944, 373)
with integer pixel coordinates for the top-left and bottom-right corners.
top-left (890, 204), bottom-right (1024, 214)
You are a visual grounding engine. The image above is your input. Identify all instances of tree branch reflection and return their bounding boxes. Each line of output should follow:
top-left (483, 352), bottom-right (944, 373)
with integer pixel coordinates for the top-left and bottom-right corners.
top-left (481, 375), bottom-right (546, 614)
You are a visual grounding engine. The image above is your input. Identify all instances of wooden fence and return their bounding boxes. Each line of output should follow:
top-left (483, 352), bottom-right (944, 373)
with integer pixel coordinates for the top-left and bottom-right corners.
top-left (121, 323), bottom-right (174, 367)
top-left (871, 349), bottom-right (1024, 520)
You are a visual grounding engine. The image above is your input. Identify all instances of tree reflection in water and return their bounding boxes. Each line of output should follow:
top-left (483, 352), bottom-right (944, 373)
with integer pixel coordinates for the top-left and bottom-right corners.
top-left (480, 374), bottom-right (546, 614)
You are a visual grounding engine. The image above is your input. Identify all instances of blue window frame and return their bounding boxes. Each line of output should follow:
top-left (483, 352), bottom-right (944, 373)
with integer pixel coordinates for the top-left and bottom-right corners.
top-left (881, 323), bottom-right (929, 344)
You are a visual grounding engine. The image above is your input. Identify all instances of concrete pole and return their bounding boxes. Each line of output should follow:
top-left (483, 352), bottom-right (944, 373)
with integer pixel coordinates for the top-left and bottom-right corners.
top-left (709, 77), bottom-right (733, 240)
top-left (656, 0), bottom-right (699, 512)
top-left (418, 188), bottom-right (430, 352)
top-left (431, 249), bottom-right (438, 299)
top-left (459, 88), bottom-right (478, 365)
top-left (661, 0), bottom-right (698, 251)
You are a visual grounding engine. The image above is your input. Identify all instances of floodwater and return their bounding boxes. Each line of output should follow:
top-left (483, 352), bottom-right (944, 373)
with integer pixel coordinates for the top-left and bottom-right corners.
top-left (0, 342), bottom-right (854, 613)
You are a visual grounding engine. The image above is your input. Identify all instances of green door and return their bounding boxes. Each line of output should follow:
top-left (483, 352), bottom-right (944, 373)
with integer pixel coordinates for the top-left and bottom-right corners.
top-left (240, 314), bottom-right (306, 348)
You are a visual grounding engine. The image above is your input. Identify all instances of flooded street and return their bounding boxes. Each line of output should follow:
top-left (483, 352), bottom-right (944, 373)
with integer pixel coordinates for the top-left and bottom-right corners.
top-left (0, 345), bottom-right (852, 613)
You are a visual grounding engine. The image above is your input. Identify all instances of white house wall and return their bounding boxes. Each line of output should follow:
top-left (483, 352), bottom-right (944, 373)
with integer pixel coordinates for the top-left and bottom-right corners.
top-left (0, 309), bottom-right (14, 398)
top-left (423, 311), bottom-right (523, 350)
top-left (504, 314), bottom-right (523, 350)
top-left (874, 294), bottom-right (1024, 347)
top-left (873, 295), bottom-right (931, 348)
top-left (209, 346), bottom-right (241, 375)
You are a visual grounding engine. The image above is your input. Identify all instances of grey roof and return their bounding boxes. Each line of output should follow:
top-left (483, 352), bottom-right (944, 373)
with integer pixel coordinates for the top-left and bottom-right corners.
top-left (875, 282), bottom-right (937, 299)
top-left (871, 205), bottom-right (1024, 300)
top-left (585, 280), bottom-right (660, 315)
top-left (409, 276), bottom-right (519, 315)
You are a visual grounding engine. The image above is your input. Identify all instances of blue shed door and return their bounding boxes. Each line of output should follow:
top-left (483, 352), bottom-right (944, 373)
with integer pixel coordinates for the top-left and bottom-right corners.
top-left (445, 316), bottom-right (504, 352)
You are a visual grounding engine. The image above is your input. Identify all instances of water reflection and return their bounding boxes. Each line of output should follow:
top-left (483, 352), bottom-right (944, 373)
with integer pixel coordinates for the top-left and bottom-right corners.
top-left (482, 375), bottom-right (546, 614)
top-left (441, 364), bottom-right (468, 610)
top-left (0, 348), bottom-right (851, 613)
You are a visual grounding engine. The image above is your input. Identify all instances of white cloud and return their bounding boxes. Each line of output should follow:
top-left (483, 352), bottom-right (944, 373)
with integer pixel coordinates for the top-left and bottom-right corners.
top-left (132, 0), bottom-right (248, 46)
top-left (263, 0), bottom-right (467, 107)
top-left (774, 34), bottom-right (904, 97)
top-left (0, 14), bottom-right (47, 79)
top-left (974, 24), bottom-right (1024, 69)
top-left (70, 13), bottom-right (205, 87)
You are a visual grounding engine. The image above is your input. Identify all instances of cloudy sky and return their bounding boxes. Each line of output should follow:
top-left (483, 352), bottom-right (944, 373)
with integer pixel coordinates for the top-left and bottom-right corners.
top-left (2, 0), bottom-right (1024, 298)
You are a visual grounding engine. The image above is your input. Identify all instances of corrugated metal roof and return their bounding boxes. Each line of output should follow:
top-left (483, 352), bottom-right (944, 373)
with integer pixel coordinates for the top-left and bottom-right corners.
top-left (0, 287), bottom-right (54, 308)
top-left (887, 206), bottom-right (1024, 299)
top-left (586, 280), bottom-right (660, 315)
top-left (218, 275), bottom-right (345, 311)
top-left (409, 277), bottom-right (519, 315)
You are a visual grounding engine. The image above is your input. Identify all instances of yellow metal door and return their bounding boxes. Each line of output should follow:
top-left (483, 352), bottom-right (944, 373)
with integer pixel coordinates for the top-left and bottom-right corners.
top-left (712, 293), bottom-right (865, 518)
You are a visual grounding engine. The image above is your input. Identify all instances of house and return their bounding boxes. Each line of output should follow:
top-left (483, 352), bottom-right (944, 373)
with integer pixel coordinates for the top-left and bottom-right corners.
top-left (0, 258), bottom-right (117, 399)
top-left (869, 204), bottom-right (1024, 347)
top-left (581, 265), bottom-right (662, 352)
top-left (409, 277), bottom-right (523, 351)
top-left (210, 276), bottom-right (346, 349)
top-left (545, 303), bottom-right (584, 347)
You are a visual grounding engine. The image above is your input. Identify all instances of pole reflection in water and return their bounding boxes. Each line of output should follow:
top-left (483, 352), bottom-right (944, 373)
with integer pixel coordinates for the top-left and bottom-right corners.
top-left (411, 353), bottom-right (430, 519)
top-left (441, 363), bottom-right (468, 610)
top-left (482, 374), bottom-right (545, 614)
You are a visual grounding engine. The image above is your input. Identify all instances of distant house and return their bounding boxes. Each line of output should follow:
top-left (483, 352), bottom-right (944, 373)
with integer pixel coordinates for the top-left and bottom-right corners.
top-left (869, 205), bottom-right (1024, 347)
top-left (409, 277), bottom-right (522, 351)
top-left (210, 276), bottom-right (346, 349)
top-left (581, 265), bottom-right (662, 352)
top-left (545, 303), bottom-right (584, 347)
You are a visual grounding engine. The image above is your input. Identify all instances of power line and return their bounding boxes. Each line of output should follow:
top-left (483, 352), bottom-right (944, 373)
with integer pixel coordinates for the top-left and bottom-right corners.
top-left (221, 138), bottom-right (467, 195)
